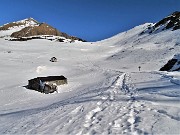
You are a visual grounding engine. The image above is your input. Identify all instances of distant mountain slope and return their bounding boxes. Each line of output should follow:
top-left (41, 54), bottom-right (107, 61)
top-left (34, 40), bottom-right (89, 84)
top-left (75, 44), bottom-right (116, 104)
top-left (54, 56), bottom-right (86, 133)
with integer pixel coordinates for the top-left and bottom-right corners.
top-left (97, 11), bottom-right (180, 72)
top-left (0, 18), bottom-right (86, 42)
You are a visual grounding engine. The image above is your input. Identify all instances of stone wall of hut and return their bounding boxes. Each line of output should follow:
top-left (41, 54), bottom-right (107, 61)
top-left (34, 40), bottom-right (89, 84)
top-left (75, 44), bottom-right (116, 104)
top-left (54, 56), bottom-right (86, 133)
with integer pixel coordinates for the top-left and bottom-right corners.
top-left (28, 77), bottom-right (67, 94)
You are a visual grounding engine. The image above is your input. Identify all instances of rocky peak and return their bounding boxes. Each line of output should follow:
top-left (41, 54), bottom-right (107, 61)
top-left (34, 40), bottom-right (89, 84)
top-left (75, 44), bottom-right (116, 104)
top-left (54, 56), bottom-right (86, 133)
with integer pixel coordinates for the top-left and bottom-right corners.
top-left (17, 17), bottom-right (39, 25)
top-left (0, 17), bottom-right (85, 42)
top-left (154, 11), bottom-right (180, 31)
top-left (0, 18), bottom-right (86, 42)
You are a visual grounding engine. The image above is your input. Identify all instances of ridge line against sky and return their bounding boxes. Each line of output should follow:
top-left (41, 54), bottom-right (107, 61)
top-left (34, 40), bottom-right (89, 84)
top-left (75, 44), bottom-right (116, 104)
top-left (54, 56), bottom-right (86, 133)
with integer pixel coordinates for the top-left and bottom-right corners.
top-left (0, 0), bottom-right (180, 41)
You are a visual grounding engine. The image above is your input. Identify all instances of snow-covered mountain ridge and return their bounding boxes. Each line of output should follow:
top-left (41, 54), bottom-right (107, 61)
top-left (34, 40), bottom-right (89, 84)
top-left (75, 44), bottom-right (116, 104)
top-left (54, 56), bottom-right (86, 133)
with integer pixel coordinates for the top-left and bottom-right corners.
top-left (0, 18), bottom-right (86, 42)
top-left (97, 22), bottom-right (180, 72)
top-left (141, 11), bottom-right (180, 34)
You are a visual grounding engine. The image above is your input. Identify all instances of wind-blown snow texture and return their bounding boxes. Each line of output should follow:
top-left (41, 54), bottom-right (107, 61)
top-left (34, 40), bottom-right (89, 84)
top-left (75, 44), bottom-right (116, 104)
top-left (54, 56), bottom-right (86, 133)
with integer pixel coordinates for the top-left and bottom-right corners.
top-left (0, 18), bottom-right (180, 134)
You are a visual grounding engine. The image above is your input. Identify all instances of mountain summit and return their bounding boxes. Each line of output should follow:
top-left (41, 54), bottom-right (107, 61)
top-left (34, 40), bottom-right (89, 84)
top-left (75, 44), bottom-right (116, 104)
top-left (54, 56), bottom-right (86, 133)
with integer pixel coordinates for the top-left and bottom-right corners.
top-left (0, 18), bottom-right (86, 42)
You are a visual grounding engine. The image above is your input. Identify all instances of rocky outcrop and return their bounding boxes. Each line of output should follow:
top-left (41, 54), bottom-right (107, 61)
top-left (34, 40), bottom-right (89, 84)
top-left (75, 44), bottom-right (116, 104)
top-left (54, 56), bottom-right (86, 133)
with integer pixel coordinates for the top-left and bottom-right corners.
top-left (140, 11), bottom-right (180, 35)
top-left (11, 23), bottom-right (63, 38)
top-left (160, 54), bottom-right (180, 71)
top-left (154, 11), bottom-right (180, 31)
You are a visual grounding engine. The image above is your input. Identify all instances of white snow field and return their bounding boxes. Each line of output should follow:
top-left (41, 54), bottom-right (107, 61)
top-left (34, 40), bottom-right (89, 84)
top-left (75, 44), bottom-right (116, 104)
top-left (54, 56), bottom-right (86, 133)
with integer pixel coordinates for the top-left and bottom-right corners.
top-left (0, 23), bottom-right (180, 134)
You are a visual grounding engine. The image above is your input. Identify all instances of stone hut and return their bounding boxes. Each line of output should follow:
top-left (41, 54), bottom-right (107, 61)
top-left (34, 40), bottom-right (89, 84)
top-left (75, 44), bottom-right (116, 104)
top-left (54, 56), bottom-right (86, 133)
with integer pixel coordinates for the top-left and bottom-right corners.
top-left (28, 76), bottom-right (67, 94)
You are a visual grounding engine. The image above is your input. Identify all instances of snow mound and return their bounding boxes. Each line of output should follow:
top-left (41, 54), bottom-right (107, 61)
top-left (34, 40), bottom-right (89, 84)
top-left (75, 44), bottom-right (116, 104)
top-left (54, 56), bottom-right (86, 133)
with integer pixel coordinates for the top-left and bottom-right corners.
top-left (36, 66), bottom-right (47, 74)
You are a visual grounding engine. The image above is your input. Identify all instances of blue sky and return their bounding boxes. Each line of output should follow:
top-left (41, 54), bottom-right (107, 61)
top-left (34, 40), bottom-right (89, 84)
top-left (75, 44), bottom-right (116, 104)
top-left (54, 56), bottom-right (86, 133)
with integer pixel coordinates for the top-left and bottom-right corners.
top-left (0, 0), bottom-right (179, 41)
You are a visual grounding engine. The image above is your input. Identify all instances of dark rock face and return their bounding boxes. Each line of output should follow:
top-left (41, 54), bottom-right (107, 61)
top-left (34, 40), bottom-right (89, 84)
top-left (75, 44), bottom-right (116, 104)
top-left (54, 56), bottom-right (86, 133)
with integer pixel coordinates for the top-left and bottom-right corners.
top-left (160, 54), bottom-right (180, 71)
top-left (154, 11), bottom-right (180, 31)
top-left (9, 36), bottom-right (47, 41)
top-left (160, 59), bottom-right (178, 71)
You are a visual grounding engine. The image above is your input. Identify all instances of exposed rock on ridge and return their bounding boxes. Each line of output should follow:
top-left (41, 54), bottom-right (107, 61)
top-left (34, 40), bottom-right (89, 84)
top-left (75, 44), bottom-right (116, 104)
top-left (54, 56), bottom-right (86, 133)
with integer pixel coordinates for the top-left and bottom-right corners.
top-left (160, 54), bottom-right (180, 71)
top-left (141, 11), bottom-right (180, 35)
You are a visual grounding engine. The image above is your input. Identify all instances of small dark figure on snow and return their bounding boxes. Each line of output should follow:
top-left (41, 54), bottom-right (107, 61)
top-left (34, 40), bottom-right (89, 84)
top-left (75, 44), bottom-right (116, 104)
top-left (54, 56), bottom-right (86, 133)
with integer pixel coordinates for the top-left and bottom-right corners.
top-left (138, 66), bottom-right (141, 71)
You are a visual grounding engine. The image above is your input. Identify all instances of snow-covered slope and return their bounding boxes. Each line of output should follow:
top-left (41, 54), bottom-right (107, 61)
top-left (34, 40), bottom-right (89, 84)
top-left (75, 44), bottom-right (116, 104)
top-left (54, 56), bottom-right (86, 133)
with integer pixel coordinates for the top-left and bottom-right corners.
top-left (96, 23), bottom-right (180, 72)
top-left (0, 12), bottom-right (180, 134)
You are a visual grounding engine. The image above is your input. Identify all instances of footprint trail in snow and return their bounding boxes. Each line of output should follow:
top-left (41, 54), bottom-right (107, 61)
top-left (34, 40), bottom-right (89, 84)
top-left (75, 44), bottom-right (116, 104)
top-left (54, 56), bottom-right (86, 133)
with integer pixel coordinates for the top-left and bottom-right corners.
top-left (80, 73), bottom-right (145, 135)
